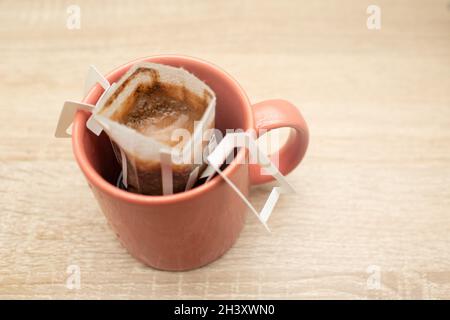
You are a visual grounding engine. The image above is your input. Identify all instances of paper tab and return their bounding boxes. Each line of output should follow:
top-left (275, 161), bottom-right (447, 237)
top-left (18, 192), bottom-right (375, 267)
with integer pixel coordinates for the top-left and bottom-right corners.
top-left (54, 101), bottom-right (94, 138)
top-left (55, 65), bottom-right (111, 138)
top-left (84, 65), bottom-right (110, 95)
top-left (206, 132), bottom-right (295, 232)
top-left (160, 149), bottom-right (173, 195)
top-left (85, 65), bottom-right (111, 136)
top-left (185, 166), bottom-right (200, 191)
top-left (199, 132), bottom-right (221, 182)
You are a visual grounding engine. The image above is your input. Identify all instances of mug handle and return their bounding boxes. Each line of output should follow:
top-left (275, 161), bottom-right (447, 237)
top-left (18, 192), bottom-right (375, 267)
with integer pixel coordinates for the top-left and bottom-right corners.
top-left (249, 99), bottom-right (309, 185)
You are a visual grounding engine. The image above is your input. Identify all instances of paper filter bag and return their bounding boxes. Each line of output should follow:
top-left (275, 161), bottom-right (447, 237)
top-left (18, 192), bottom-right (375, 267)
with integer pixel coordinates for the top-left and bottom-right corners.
top-left (93, 62), bottom-right (216, 195)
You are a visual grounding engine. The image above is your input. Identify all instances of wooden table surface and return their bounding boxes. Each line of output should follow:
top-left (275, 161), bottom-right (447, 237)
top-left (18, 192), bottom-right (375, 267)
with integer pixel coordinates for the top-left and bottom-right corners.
top-left (1, 0), bottom-right (449, 299)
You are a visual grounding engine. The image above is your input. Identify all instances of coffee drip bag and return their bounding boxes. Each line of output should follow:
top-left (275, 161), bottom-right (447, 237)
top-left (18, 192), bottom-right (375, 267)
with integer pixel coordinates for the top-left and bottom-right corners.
top-left (93, 62), bottom-right (216, 195)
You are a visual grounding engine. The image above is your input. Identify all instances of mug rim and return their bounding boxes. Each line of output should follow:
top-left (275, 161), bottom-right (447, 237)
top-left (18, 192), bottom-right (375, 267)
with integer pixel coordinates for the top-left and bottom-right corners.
top-left (72, 54), bottom-right (254, 205)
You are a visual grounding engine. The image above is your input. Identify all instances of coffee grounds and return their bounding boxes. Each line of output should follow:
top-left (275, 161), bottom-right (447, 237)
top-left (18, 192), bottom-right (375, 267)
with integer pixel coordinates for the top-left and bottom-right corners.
top-left (117, 83), bottom-right (206, 146)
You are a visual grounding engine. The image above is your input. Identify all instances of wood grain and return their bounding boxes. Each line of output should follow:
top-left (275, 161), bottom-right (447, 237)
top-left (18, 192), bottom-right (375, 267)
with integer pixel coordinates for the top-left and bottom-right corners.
top-left (0, 0), bottom-right (449, 299)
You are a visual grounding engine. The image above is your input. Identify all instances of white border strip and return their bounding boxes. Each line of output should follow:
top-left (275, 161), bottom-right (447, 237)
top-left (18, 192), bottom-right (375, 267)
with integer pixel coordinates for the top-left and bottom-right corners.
top-left (160, 149), bottom-right (173, 195)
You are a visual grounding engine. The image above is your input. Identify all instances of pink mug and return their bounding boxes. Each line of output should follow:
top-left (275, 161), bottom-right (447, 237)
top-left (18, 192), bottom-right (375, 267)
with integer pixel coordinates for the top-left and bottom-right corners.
top-left (72, 55), bottom-right (309, 271)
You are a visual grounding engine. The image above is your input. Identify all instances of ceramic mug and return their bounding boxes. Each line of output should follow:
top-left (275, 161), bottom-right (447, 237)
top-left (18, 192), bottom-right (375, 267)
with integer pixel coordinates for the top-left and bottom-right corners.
top-left (72, 55), bottom-right (309, 271)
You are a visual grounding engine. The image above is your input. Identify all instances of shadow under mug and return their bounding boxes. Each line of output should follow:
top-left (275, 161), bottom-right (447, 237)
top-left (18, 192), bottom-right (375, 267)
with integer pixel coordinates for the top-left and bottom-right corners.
top-left (72, 55), bottom-right (309, 271)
